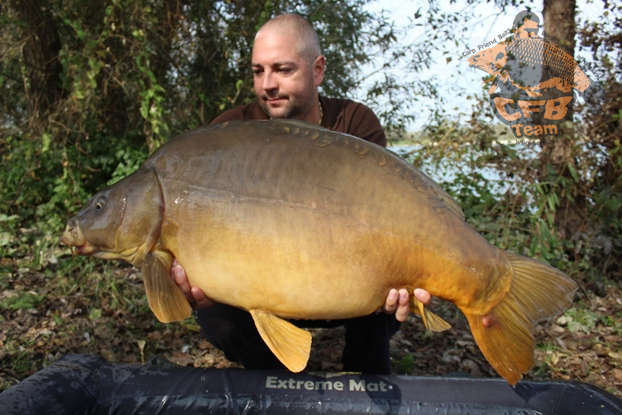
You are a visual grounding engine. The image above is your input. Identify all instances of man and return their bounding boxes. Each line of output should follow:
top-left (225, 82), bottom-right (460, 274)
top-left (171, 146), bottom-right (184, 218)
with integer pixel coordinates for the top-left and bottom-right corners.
top-left (171, 13), bottom-right (432, 374)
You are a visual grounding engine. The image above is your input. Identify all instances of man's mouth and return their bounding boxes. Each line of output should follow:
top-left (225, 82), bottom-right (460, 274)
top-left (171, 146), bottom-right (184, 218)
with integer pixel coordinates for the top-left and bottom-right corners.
top-left (265, 96), bottom-right (287, 105)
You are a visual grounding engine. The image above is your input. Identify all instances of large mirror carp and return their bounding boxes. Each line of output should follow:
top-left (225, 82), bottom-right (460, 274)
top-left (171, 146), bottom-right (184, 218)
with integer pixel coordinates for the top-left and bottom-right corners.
top-left (61, 120), bottom-right (577, 385)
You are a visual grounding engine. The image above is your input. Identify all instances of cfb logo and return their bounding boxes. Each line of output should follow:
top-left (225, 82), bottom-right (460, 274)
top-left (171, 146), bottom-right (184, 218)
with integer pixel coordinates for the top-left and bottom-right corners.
top-left (493, 96), bottom-right (572, 136)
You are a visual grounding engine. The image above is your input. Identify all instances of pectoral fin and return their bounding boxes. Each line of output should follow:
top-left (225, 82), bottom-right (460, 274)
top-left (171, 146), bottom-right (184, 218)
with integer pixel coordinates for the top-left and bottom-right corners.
top-left (142, 251), bottom-right (192, 323)
top-left (250, 309), bottom-right (312, 372)
top-left (410, 297), bottom-right (452, 332)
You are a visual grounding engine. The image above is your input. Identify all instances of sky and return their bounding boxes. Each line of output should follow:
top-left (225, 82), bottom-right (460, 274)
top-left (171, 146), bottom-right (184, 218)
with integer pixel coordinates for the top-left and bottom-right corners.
top-left (361, 0), bottom-right (606, 132)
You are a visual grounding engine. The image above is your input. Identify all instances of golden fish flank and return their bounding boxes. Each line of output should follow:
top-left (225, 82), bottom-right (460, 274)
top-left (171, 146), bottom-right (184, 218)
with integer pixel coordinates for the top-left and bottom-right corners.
top-left (60, 119), bottom-right (577, 385)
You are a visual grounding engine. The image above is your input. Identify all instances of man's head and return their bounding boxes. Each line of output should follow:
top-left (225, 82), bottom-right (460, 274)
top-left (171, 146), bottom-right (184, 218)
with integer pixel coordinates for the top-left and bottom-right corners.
top-left (512, 11), bottom-right (540, 39)
top-left (252, 14), bottom-right (325, 122)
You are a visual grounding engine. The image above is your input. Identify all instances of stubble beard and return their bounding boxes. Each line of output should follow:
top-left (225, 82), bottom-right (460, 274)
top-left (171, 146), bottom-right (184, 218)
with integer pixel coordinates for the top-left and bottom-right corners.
top-left (260, 95), bottom-right (313, 121)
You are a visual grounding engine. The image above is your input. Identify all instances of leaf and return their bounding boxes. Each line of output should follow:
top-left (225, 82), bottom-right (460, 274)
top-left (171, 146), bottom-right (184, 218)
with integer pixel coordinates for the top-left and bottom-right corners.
top-left (567, 163), bottom-right (579, 183)
top-left (88, 308), bottom-right (102, 320)
top-left (41, 133), bottom-right (52, 153)
top-left (608, 351), bottom-right (622, 362)
top-left (137, 339), bottom-right (146, 364)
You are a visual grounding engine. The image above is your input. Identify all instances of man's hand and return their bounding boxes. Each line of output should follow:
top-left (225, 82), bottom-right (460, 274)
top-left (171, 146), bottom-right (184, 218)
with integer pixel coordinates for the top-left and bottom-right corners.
top-left (170, 259), bottom-right (214, 309)
top-left (383, 288), bottom-right (432, 322)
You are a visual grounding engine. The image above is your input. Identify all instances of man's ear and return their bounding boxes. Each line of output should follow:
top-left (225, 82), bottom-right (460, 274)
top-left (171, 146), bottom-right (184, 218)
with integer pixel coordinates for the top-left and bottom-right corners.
top-left (313, 55), bottom-right (325, 86)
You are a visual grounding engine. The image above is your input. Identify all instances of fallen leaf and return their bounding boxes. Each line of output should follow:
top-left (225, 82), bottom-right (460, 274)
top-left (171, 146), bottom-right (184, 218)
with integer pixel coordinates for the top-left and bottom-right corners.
top-left (198, 340), bottom-right (212, 350)
top-left (608, 351), bottom-right (622, 362)
top-left (166, 352), bottom-right (195, 367)
top-left (611, 369), bottom-right (622, 382)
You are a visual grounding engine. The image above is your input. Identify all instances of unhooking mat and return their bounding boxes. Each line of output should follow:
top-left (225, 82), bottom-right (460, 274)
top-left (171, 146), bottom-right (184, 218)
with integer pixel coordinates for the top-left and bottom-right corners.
top-left (1, 354), bottom-right (621, 414)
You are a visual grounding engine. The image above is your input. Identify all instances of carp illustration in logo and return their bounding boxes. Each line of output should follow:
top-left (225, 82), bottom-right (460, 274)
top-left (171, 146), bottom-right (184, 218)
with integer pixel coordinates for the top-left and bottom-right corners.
top-left (468, 11), bottom-right (602, 137)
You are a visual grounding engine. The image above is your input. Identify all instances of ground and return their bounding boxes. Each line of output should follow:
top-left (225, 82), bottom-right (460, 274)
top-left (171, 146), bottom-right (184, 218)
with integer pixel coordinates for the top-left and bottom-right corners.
top-left (1, 254), bottom-right (621, 400)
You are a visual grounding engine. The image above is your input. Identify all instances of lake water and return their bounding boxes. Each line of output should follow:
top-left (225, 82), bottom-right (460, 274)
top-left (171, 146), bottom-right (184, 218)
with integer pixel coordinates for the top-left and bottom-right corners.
top-left (389, 142), bottom-right (540, 198)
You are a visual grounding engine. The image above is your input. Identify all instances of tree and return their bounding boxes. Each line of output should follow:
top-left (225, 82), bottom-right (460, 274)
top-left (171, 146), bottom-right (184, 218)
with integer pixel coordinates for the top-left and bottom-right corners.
top-left (519, 0), bottom-right (620, 286)
top-left (538, 0), bottom-right (582, 241)
top-left (1, 0), bottom-right (458, 230)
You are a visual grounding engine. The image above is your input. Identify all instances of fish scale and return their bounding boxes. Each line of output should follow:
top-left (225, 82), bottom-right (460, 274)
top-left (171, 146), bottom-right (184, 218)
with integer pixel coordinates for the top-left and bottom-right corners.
top-left (61, 119), bottom-right (577, 386)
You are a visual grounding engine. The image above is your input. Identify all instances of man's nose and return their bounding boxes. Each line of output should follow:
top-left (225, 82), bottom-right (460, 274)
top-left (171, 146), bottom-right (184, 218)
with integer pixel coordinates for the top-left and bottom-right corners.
top-left (262, 71), bottom-right (278, 91)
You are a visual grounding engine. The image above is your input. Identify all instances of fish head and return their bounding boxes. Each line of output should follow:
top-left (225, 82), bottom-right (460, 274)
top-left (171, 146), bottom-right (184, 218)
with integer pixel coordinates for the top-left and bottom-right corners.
top-left (61, 168), bottom-right (163, 266)
top-left (468, 50), bottom-right (492, 70)
top-left (468, 48), bottom-right (507, 74)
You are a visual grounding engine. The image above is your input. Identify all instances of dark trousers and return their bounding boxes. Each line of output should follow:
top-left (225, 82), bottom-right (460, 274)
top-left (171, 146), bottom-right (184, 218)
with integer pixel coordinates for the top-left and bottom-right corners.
top-left (196, 304), bottom-right (401, 374)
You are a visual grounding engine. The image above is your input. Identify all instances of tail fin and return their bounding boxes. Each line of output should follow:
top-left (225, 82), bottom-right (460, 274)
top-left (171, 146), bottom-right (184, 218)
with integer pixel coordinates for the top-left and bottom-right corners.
top-left (466, 251), bottom-right (577, 386)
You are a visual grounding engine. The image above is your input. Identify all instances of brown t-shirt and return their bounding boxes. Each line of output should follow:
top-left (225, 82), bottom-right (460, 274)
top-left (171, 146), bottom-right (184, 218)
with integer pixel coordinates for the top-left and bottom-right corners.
top-left (210, 96), bottom-right (387, 147)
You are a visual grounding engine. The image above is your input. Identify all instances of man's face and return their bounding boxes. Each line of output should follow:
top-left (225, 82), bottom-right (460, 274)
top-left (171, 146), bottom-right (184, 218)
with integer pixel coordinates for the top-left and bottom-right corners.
top-left (252, 31), bottom-right (324, 121)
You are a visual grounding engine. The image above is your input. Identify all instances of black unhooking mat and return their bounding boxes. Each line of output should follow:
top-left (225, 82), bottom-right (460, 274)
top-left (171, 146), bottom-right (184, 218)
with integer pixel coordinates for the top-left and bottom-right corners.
top-left (1, 354), bottom-right (621, 414)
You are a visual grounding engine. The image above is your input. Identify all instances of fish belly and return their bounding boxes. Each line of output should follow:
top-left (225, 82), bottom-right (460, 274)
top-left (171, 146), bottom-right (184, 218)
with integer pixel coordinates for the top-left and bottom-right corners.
top-left (154, 121), bottom-right (507, 320)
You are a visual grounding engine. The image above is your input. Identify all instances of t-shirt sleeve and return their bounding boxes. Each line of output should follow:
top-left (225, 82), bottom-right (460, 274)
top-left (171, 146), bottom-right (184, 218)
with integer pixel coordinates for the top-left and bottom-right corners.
top-left (322, 98), bottom-right (387, 147)
top-left (210, 102), bottom-right (269, 125)
top-left (347, 104), bottom-right (387, 147)
top-left (210, 107), bottom-right (246, 125)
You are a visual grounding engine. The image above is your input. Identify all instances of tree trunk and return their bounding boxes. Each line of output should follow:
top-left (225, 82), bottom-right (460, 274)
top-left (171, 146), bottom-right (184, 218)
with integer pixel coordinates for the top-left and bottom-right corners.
top-left (12, 0), bottom-right (63, 125)
top-left (540, 0), bottom-right (583, 240)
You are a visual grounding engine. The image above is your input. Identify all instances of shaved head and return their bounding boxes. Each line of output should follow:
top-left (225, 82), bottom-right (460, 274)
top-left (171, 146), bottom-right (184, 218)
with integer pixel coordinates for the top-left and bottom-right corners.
top-left (251, 13), bottom-right (325, 123)
top-left (256, 14), bottom-right (322, 63)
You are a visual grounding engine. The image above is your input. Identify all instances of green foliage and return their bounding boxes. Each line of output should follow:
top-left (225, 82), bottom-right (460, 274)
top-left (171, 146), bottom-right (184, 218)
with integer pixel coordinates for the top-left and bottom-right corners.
top-left (1, 292), bottom-right (44, 310)
top-left (88, 308), bottom-right (103, 321)
top-left (0, 214), bottom-right (20, 258)
top-left (403, 118), bottom-right (539, 257)
top-left (1, 0), bottom-right (453, 237)
top-left (557, 306), bottom-right (600, 335)
top-left (397, 353), bottom-right (416, 374)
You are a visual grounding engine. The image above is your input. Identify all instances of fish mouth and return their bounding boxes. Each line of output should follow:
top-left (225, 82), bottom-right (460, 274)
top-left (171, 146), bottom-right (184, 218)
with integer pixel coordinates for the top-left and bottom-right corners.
top-left (59, 221), bottom-right (139, 262)
top-left (60, 221), bottom-right (95, 257)
top-left (72, 242), bottom-right (97, 256)
top-left (60, 237), bottom-right (96, 257)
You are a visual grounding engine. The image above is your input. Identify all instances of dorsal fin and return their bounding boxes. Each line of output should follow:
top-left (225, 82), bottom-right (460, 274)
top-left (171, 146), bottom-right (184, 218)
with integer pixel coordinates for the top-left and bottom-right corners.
top-left (410, 166), bottom-right (465, 221)
top-left (427, 178), bottom-right (466, 221)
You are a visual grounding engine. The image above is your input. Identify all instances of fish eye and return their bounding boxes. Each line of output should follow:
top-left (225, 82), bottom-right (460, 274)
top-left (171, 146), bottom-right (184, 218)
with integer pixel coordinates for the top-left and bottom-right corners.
top-left (94, 196), bottom-right (107, 211)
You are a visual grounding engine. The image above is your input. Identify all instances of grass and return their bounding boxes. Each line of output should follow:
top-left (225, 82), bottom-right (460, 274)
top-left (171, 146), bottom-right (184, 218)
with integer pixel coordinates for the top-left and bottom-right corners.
top-left (0, 292), bottom-right (44, 310)
top-left (396, 354), bottom-right (416, 374)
